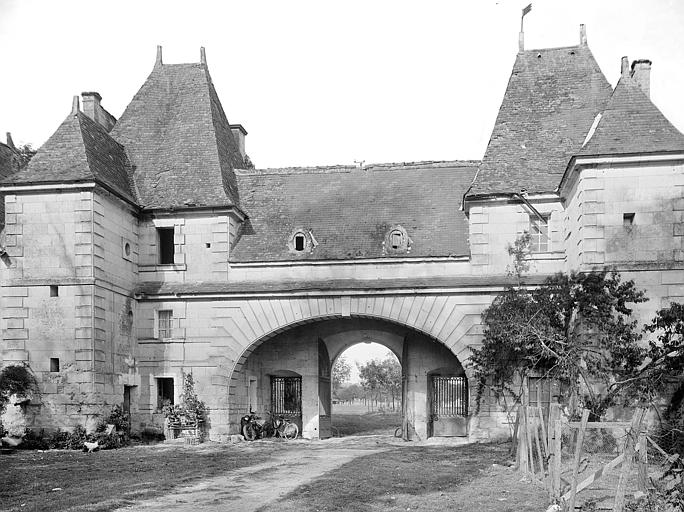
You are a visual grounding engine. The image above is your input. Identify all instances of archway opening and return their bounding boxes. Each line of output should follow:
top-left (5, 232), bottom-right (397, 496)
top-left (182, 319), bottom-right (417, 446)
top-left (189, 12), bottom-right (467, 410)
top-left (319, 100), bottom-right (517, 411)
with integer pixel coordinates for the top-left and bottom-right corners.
top-left (231, 317), bottom-right (469, 441)
top-left (332, 342), bottom-right (402, 437)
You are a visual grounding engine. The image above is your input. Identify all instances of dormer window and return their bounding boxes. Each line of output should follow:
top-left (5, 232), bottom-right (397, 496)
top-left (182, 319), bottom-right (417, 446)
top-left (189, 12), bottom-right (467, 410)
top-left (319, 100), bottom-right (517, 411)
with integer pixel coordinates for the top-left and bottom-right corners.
top-left (289, 229), bottom-right (314, 254)
top-left (384, 225), bottom-right (410, 255)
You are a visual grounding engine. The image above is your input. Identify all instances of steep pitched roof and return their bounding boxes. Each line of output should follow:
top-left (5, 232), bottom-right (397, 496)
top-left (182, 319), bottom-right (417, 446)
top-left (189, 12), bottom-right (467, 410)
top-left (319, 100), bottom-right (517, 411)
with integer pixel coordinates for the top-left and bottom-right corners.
top-left (579, 77), bottom-right (684, 156)
top-left (0, 141), bottom-right (21, 182)
top-left (110, 62), bottom-right (244, 209)
top-left (231, 161), bottom-right (478, 262)
top-left (4, 110), bottom-right (136, 202)
top-left (469, 45), bottom-right (612, 198)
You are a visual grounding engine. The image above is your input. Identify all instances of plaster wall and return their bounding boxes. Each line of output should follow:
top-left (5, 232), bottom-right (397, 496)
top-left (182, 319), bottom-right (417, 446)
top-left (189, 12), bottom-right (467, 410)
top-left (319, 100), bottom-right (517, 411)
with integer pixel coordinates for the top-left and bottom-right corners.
top-left (468, 201), bottom-right (565, 276)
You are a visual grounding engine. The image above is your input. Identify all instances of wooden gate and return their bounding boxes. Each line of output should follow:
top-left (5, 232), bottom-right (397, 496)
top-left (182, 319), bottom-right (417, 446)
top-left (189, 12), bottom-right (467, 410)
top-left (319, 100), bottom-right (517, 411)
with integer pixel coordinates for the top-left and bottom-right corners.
top-left (430, 376), bottom-right (468, 437)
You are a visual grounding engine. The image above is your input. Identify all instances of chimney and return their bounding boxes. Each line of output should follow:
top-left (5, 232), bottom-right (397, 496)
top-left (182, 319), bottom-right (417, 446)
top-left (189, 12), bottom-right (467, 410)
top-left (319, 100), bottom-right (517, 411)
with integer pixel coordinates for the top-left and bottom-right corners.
top-left (81, 92), bottom-right (116, 132)
top-left (621, 56), bottom-right (630, 79)
top-left (155, 45), bottom-right (163, 67)
top-left (200, 47), bottom-right (207, 66)
top-left (518, 32), bottom-right (524, 52)
top-left (229, 124), bottom-right (248, 161)
top-left (631, 59), bottom-right (652, 97)
top-left (579, 24), bottom-right (587, 46)
top-left (6, 132), bottom-right (15, 150)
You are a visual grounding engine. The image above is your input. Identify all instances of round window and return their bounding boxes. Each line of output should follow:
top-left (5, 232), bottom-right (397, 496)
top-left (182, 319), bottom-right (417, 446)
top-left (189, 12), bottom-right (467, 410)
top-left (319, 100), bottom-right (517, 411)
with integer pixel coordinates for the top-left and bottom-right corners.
top-left (124, 242), bottom-right (131, 256)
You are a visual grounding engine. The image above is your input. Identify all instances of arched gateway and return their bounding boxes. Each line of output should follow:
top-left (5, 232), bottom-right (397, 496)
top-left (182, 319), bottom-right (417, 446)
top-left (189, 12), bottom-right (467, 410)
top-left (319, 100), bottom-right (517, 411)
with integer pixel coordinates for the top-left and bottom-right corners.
top-left (198, 293), bottom-right (492, 442)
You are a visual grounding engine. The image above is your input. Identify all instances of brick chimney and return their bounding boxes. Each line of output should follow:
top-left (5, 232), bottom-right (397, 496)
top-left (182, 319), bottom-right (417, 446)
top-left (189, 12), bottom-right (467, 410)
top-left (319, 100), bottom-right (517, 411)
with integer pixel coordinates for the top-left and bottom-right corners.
top-left (631, 59), bottom-right (652, 98)
top-left (621, 56), bottom-right (630, 79)
top-left (81, 92), bottom-right (117, 132)
top-left (229, 124), bottom-right (248, 160)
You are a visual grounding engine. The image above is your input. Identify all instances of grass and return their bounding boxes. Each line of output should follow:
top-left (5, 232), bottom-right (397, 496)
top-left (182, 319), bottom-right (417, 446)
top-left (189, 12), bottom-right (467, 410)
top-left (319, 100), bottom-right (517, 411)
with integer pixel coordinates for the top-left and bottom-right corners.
top-left (0, 442), bottom-right (273, 512)
top-left (256, 442), bottom-right (547, 512)
top-left (331, 403), bottom-right (401, 436)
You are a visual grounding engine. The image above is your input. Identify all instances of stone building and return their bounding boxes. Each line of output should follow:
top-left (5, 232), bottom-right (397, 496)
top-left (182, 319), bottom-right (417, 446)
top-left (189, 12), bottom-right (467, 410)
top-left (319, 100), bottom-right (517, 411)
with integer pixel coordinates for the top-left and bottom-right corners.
top-left (2, 26), bottom-right (684, 442)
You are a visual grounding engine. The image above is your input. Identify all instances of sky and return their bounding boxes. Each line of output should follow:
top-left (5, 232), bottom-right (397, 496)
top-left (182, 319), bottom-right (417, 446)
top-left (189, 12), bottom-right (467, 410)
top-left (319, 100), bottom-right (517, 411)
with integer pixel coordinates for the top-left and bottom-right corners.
top-left (1, 0), bottom-right (683, 169)
top-left (337, 342), bottom-right (397, 384)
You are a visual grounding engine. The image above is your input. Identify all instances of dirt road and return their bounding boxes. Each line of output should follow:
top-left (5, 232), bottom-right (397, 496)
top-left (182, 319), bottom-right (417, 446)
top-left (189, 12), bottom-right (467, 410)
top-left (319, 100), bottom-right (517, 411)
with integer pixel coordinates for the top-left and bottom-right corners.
top-left (117, 436), bottom-right (400, 512)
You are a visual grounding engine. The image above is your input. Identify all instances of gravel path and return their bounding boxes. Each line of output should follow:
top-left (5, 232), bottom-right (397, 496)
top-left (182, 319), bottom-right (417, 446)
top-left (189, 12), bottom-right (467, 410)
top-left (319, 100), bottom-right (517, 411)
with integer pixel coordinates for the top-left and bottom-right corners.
top-left (116, 436), bottom-right (399, 512)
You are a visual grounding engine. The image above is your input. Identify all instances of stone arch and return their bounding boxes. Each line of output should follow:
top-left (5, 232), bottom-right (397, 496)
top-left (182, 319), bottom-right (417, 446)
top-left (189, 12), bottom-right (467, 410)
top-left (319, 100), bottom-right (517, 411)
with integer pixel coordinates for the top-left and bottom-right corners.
top-left (209, 294), bottom-right (490, 440)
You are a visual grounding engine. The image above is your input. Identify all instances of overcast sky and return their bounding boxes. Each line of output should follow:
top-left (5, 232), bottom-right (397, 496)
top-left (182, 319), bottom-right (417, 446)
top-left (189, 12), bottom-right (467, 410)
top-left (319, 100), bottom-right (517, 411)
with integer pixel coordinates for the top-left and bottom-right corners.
top-left (1, 0), bottom-right (683, 169)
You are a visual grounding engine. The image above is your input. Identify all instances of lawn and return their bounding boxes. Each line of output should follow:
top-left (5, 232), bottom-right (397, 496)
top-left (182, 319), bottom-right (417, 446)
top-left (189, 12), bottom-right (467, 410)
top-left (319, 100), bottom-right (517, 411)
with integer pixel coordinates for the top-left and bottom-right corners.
top-left (257, 442), bottom-right (547, 512)
top-left (331, 408), bottom-right (401, 436)
top-left (0, 442), bottom-right (273, 512)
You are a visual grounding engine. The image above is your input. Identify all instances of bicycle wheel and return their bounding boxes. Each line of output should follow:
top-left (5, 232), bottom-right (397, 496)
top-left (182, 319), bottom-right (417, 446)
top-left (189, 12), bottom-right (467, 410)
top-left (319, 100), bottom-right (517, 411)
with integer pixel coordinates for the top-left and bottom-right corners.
top-left (242, 423), bottom-right (257, 441)
top-left (283, 422), bottom-right (298, 440)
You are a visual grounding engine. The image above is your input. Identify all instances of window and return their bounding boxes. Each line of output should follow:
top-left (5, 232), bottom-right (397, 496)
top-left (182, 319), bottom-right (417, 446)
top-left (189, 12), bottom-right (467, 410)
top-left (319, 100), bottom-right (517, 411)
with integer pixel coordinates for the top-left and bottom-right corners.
top-left (50, 358), bottom-right (60, 372)
top-left (390, 230), bottom-right (403, 249)
top-left (271, 376), bottom-right (302, 415)
top-left (157, 310), bottom-right (173, 340)
top-left (528, 214), bottom-right (550, 253)
top-left (49, 285), bottom-right (59, 297)
top-left (623, 213), bottom-right (635, 226)
top-left (294, 233), bottom-right (305, 251)
top-left (157, 227), bottom-right (175, 264)
top-left (156, 377), bottom-right (174, 409)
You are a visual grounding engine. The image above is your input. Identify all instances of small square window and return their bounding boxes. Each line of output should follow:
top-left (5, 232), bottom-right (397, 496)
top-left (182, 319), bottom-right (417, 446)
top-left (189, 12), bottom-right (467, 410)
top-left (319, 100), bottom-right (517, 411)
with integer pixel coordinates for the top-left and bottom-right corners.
top-left (157, 310), bottom-right (173, 340)
top-left (49, 285), bottom-right (59, 297)
top-left (528, 214), bottom-right (550, 253)
top-left (157, 227), bottom-right (175, 264)
top-left (623, 213), bottom-right (635, 226)
top-left (156, 377), bottom-right (174, 409)
top-left (50, 358), bottom-right (60, 372)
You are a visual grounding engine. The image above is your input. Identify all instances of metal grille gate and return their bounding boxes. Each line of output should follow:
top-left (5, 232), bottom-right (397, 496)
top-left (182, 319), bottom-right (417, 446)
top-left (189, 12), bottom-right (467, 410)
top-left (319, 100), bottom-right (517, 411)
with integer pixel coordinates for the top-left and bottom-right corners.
top-left (271, 376), bottom-right (302, 415)
top-left (430, 376), bottom-right (468, 436)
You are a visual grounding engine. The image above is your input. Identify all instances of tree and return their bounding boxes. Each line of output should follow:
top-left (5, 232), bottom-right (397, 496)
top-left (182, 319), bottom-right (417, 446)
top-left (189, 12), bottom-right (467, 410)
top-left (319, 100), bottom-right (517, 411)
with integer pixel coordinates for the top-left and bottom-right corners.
top-left (337, 383), bottom-right (363, 403)
top-left (332, 356), bottom-right (351, 392)
top-left (470, 268), bottom-right (649, 420)
top-left (358, 356), bottom-right (402, 411)
top-left (16, 143), bottom-right (36, 167)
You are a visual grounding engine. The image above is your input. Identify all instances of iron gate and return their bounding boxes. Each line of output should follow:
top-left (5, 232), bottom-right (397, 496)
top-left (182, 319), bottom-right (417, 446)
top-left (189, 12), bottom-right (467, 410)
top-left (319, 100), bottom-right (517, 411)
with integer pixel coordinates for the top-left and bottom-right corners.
top-left (430, 376), bottom-right (468, 436)
top-left (271, 376), bottom-right (302, 416)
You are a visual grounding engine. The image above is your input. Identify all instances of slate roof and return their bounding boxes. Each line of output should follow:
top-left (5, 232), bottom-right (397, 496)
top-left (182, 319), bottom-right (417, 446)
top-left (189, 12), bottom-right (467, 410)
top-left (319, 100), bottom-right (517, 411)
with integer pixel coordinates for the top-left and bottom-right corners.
top-left (0, 142), bottom-right (21, 182)
top-left (469, 45), bottom-right (613, 198)
top-left (0, 140), bottom-right (22, 229)
top-left (136, 273), bottom-right (549, 296)
top-left (4, 111), bottom-right (136, 202)
top-left (579, 77), bottom-right (684, 156)
top-left (110, 62), bottom-right (244, 209)
top-left (231, 161), bottom-right (478, 262)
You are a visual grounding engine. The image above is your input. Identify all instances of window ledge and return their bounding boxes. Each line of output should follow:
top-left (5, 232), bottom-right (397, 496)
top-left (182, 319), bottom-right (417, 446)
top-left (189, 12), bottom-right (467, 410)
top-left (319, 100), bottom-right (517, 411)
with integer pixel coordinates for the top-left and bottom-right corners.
top-left (528, 251), bottom-right (565, 260)
top-left (138, 338), bottom-right (186, 344)
top-left (140, 264), bottom-right (187, 272)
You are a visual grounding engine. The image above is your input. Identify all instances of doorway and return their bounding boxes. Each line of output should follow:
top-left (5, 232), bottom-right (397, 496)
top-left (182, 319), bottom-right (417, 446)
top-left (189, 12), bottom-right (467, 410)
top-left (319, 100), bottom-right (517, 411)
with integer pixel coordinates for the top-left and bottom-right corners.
top-left (429, 375), bottom-right (468, 437)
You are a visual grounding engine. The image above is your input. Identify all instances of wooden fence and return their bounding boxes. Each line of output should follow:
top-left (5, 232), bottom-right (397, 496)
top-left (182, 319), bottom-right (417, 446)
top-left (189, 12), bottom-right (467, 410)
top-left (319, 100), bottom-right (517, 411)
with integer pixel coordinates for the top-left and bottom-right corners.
top-left (515, 404), bottom-right (656, 511)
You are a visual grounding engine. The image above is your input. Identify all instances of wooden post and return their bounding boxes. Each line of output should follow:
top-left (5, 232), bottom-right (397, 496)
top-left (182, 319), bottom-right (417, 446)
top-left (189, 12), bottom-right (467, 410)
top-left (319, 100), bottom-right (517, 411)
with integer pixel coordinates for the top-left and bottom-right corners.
top-left (519, 406), bottom-right (529, 473)
top-left (637, 432), bottom-right (648, 493)
top-left (524, 406), bottom-right (536, 476)
top-left (511, 407), bottom-right (521, 458)
top-left (538, 405), bottom-right (548, 454)
top-left (566, 409), bottom-right (590, 512)
top-left (553, 418), bottom-right (562, 500)
top-left (547, 403), bottom-right (561, 495)
top-left (614, 408), bottom-right (646, 512)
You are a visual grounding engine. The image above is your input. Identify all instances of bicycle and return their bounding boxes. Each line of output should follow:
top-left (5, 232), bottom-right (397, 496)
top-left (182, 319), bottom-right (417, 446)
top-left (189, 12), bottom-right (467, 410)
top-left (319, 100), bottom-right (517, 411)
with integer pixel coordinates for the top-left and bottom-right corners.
top-left (271, 413), bottom-right (299, 440)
